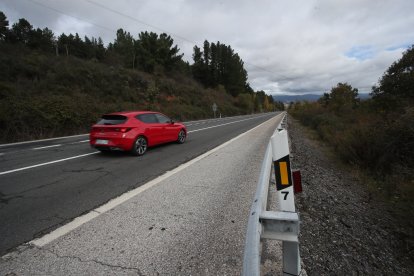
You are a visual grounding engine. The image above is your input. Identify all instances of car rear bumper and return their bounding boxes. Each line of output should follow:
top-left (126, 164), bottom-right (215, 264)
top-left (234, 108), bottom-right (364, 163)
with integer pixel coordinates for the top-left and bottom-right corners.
top-left (89, 135), bottom-right (134, 151)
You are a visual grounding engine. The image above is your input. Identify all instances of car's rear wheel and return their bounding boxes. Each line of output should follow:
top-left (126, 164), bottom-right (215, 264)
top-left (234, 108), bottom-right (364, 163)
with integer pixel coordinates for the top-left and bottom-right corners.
top-left (131, 136), bottom-right (147, 156)
top-left (177, 129), bottom-right (186, 144)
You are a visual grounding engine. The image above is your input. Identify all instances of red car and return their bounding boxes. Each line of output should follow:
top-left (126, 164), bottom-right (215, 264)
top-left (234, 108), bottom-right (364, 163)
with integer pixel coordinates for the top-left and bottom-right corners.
top-left (90, 111), bottom-right (187, 156)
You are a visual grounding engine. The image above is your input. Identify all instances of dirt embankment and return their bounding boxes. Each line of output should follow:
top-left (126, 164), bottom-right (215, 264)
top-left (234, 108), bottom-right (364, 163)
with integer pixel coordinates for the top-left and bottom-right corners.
top-left (289, 117), bottom-right (413, 275)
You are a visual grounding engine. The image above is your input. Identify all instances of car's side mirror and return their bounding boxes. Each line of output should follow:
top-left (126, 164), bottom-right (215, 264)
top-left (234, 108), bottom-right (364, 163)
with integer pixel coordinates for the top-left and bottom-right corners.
top-left (170, 120), bottom-right (175, 124)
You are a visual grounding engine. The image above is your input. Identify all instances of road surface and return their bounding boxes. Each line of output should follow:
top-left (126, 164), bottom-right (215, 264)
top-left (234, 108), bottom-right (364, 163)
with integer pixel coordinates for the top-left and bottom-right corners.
top-left (0, 112), bottom-right (281, 255)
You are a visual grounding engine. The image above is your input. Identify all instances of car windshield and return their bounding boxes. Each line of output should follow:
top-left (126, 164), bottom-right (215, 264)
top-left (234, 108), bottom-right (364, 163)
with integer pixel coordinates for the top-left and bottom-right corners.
top-left (97, 115), bottom-right (128, 125)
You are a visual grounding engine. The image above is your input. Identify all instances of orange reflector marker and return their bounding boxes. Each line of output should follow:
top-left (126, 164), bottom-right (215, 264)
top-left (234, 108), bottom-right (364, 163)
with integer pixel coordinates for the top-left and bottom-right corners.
top-left (279, 162), bottom-right (289, 185)
top-left (274, 155), bottom-right (293, 191)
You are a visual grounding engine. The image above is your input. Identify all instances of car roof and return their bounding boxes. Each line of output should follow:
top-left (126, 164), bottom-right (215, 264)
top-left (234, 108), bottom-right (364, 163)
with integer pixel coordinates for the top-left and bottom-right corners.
top-left (106, 111), bottom-right (160, 117)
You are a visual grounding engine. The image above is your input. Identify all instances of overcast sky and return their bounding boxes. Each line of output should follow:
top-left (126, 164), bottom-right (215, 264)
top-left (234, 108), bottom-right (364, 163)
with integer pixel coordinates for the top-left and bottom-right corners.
top-left (2, 0), bottom-right (414, 95)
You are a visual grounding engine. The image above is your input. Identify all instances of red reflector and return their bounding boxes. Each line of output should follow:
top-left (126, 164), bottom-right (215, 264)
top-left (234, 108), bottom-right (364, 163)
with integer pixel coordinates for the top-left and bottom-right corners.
top-left (292, 170), bottom-right (302, 194)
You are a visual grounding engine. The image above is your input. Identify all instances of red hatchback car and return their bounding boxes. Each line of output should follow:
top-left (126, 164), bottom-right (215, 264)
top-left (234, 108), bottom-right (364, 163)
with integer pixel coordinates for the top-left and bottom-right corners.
top-left (90, 111), bottom-right (187, 156)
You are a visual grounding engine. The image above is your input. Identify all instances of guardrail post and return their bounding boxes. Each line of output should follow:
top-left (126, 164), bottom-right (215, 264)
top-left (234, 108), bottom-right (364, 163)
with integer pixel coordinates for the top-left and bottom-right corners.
top-left (270, 128), bottom-right (301, 276)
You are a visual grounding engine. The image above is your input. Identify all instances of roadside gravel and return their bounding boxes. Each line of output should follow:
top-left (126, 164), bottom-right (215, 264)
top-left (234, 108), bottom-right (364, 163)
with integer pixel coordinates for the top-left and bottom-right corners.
top-left (288, 116), bottom-right (414, 275)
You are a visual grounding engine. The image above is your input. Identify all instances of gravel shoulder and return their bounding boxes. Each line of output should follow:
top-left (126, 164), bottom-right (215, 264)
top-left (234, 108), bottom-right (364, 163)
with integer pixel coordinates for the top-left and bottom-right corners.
top-left (289, 116), bottom-right (414, 275)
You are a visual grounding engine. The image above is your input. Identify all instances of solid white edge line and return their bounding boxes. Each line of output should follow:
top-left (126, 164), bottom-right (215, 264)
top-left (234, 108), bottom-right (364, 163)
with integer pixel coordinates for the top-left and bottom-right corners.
top-left (32, 144), bottom-right (62, 150)
top-left (0, 152), bottom-right (99, 176)
top-left (29, 113), bottom-right (283, 248)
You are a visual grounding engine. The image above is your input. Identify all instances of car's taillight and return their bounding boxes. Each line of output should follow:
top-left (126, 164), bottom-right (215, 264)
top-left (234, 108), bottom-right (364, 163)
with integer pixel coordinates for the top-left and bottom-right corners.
top-left (115, 127), bottom-right (132, 133)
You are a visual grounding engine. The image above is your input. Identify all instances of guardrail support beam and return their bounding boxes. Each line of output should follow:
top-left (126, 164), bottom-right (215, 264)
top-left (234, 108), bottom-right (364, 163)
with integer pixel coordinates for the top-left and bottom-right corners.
top-left (260, 211), bottom-right (299, 242)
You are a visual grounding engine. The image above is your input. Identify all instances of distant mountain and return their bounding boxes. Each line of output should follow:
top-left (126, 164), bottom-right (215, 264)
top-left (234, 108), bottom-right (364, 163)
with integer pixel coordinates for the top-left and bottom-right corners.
top-left (272, 94), bottom-right (322, 103)
top-left (273, 93), bottom-right (371, 103)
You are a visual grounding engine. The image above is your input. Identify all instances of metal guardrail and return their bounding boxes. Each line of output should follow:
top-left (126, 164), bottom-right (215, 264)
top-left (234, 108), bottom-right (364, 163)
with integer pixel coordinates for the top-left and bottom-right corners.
top-left (243, 112), bottom-right (302, 276)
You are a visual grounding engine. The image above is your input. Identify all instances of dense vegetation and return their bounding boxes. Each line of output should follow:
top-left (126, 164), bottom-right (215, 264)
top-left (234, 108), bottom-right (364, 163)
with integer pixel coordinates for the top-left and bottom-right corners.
top-left (289, 46), bottom-right (413, 203)
top-left (0, 11), bottom-right (283, 142)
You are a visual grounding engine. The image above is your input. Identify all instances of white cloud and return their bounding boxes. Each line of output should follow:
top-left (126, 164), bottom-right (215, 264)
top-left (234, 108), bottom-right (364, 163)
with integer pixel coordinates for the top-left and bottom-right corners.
top-left (54, 16), bottom-right (93, 38)
top-left (1, 0), bottom-right (413, 95)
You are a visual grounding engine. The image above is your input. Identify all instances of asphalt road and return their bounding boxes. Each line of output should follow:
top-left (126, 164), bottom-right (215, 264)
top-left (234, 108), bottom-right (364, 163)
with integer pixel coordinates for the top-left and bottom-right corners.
top-left (0, 112), bottom-right (280, 255)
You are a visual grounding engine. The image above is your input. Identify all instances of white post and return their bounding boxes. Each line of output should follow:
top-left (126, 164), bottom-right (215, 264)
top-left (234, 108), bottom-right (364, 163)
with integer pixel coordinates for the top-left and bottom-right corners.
top-left (270, 128), bottom-right (301, 276)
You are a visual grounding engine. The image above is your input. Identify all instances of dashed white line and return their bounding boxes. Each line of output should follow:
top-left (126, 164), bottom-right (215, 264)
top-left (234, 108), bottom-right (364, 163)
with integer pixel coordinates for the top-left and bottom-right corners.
top-left (32, 144), bottom-right (62, 150)
top-left (0, 134), bottom-right (89, 148)
top-left (71, 140), bottom-right (89, 144)
top-left (0, 152), bottom-right (99, 176)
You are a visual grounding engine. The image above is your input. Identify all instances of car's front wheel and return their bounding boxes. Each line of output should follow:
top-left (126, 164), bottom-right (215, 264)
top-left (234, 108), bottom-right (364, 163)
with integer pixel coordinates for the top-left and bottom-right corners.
top-left (131, 136), bottom-right (147, 156)
top-left (177, 129), bottom-right (186, 144)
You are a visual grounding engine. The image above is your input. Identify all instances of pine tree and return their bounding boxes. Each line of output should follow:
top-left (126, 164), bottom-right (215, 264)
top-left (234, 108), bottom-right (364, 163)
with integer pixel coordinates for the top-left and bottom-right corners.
top-left (371, 45), bottom-right (414, 111)
top-left (0, 11), bottom-right (9, 41)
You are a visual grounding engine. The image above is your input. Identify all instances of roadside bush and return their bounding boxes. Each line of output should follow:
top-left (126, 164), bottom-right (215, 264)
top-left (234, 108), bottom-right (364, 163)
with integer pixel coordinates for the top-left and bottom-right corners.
top-left (289, 99), bottom-right (413, 200)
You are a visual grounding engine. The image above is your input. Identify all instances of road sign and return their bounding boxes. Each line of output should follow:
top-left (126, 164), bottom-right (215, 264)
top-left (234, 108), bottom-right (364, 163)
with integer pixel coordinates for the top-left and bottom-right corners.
top-left (212, 103), bottom-right (217, 118)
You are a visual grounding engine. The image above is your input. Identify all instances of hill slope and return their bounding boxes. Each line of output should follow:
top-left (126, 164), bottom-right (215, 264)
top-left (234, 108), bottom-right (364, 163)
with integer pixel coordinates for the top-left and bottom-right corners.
top-left (0, 43), bottom-right (244, 142)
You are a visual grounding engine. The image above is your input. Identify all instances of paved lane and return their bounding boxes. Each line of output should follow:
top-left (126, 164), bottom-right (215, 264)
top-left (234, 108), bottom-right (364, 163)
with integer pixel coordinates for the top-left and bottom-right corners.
top-left (0, 112), bottom-right (280, 255)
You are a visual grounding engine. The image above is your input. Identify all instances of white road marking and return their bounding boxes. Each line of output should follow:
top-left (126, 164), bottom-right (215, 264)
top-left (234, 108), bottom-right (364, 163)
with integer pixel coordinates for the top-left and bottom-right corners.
top-left (0, 115), bottom-right (263, 148)
top-left (32, 144), bottom-right (62, 150)
top-left (0, 114), bottom-right (273, 176)
top-left (30, 113), bottom-right (282, 247)
top-left (0, 134), bottom-right (89, 148)
top-left (71, 140), bottom-right (89, 144)
top-left (187, 115), bottom-right (267, 133)
top-left (0, 152), bottom-right (99, 176)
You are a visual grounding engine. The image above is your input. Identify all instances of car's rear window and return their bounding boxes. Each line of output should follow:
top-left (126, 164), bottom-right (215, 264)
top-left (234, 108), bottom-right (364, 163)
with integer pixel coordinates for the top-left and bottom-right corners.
top-left (97, 115), bottom-right (128, 125)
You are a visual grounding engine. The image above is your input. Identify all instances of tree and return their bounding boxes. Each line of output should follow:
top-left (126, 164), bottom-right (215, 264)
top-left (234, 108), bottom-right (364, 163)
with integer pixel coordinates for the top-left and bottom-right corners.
top-left (192, 45), bottom-right (210, 85)
top-left (254, 90), bottom-right (267, 112)
top-left (371, 45), bottom-right (414, 111)
top-left (135, 31), bottom-right (183, 73)
top-left (322, 83), bottom-right (359, 114)
top-left (10, 18), bottom-right (33, 44)
top-left (263, 96), bottom-right (271, 111)
top-left (237, 93), bottom-right (253, 113)
top-left (112, 28), bottom-right (136, 68)
top-left (56, 33), bottom-right (87, 58)
top-left (318, 92), bottom-right (330, 107)
top-left (0, 11), bottom-right (9, 41)
top-left (156, 33), bottom-right (183, 71)
top-left (27, 27), bottom-right (54, 52)
top-left (94, 37), bottom-right (106, 61)
top-left (191, 40), bottom-right (249, 96)
top-left (57, 33), bottom-right (70, 56)
top-left (274, 100), bottom-right (285, 111)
